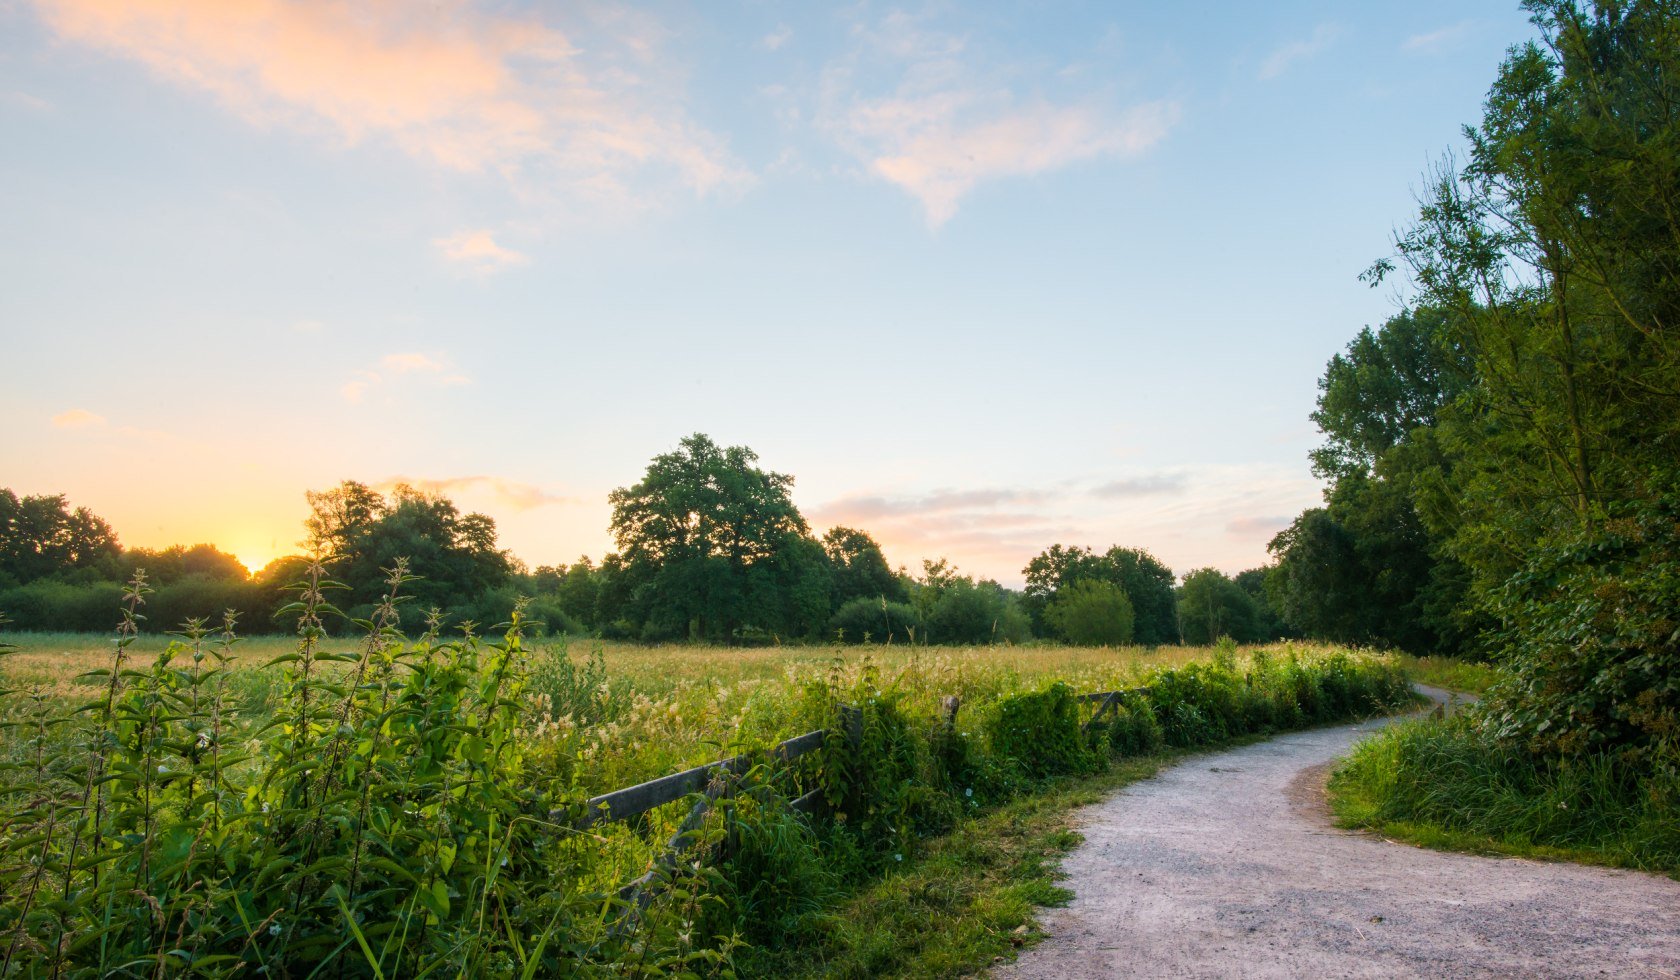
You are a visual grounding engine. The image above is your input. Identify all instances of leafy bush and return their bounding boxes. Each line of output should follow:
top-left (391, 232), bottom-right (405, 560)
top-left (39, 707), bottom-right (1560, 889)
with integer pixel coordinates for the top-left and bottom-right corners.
top-left (1044, 580), bottom-right (1134, 645)
top-left (828, 595), bottom-right (922, 644)
top-left (0, 580), bottom-right (124, 632)
top-left (984, 683), bottom-right (1100, 779)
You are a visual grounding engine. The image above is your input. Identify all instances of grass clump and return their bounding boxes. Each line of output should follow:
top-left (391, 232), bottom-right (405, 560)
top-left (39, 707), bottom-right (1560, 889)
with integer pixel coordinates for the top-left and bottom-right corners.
top-left (1330, 716), bottom-right (1680, 877)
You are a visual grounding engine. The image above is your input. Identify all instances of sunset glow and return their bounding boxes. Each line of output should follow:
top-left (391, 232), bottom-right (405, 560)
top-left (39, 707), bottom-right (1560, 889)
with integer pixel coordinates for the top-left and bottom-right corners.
top-left (1, 1), bottom-right (1531, 584)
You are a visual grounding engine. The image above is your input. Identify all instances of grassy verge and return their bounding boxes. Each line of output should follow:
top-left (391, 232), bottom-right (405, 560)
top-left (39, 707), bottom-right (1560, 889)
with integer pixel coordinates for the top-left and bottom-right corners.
top-left (744, 756), bottom-right (1164, 979)
top-left (1389, 653), bottom-right (1506, 695)
top-left (1328, 717), bottom-right (1680, 879)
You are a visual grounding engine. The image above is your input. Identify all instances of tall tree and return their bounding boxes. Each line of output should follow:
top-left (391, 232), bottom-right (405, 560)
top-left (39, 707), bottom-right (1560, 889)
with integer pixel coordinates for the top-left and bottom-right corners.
top-left (821, 526), bottom-right (905, 606)
top-left (0, 489), bottom-right (121, 586)
top-left (304, 481), bottom-right (512, 625)
top-left (608, 434), bottom-right (826, 642)
top-left (1356, 0), bottom-right (1680, 753)
top-left (1175, 568), bottom-right (1260, 645)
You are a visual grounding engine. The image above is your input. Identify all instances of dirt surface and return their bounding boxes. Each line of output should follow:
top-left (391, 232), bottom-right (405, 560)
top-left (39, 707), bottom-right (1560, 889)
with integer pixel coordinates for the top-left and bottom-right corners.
top-left (995, 690), bottom-right (1680, 979)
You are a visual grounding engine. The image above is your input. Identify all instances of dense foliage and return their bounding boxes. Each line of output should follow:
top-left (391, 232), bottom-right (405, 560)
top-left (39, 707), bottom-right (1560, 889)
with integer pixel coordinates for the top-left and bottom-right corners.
top-left (1306, 0), bottom-right (1680, 870)
top-left (1273, 0), bottom-right (1680, 756)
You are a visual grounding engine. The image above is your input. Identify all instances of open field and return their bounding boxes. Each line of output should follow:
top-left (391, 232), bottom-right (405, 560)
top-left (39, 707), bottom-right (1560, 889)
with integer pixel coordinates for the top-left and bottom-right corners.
top-left (0, 631), bottom-right (1248, 795)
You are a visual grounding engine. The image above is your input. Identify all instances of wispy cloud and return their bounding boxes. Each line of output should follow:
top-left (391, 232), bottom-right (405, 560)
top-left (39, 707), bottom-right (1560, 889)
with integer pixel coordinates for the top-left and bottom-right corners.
top-left (1091, 473), bottom-right (1188, 498)
top-left (1402, 22), bottom-right (1474, 54)
top-left (811, 485), bottom-right (1075, 580)
top-left (342, 352), bottom-right (470, 403)
top-left (822, 10), bottom-right (1178, 226)
top-left (2, 90), bottom-right (53, 112)
top-left (1259, 24), bottom-right (1339, 80)
top-left (51, 408), bottom-right (106, 428)
top-left (762, 25), bottom-right (793, 52)
top-left (815, 487), bottom-right (1055, 522)
top-left (28, 0), bottom-right (746, 211)
top-left (376, 475), bottom-right (577, 512)
top-left (1225, 514), bottom-right (1291, 537)
top-left (433, 229), bottom-right (528, 274)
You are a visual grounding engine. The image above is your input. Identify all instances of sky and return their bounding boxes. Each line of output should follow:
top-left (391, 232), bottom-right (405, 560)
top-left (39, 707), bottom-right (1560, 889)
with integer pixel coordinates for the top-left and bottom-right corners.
top-left (0, 1), bottom-right (1538, 585)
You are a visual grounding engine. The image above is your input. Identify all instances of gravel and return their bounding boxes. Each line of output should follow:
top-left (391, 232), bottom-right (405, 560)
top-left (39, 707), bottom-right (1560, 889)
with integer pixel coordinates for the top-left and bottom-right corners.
top-left (995, 690), bottom-right (1680, 979)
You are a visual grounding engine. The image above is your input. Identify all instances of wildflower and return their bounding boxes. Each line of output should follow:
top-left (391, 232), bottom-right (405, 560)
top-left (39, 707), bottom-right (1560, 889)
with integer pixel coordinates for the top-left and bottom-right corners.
top-left (269, 922), bottom-right (282, 937)
top-left (965, 787), bottom-right (973, 797)
top-left (894, 853), bottom-right (903, 862)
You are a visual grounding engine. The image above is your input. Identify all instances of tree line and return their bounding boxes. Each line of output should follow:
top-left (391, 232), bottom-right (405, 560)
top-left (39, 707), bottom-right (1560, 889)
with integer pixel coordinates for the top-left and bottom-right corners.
top-left (1, 435), bottom-right (1284, 644)
top-left (1267, 0), bottom-right (1678, 764)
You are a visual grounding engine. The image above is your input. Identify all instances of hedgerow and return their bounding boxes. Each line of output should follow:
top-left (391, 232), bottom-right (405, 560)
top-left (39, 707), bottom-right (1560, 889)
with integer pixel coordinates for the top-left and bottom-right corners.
top-left (0, 568), bottom-right (1412, 977)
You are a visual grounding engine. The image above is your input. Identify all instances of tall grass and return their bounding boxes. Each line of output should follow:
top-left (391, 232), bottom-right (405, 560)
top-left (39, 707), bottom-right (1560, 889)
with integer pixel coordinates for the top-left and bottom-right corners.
top-left (1331, 717), bottom-right (1680, 876)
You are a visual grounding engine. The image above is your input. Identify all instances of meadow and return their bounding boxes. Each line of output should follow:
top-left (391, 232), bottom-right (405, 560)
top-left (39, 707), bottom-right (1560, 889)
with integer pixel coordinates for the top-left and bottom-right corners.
top-left (0, 597), bottom-right (1413, 978)
top-left (0, 631), bottom-right (1234, 797)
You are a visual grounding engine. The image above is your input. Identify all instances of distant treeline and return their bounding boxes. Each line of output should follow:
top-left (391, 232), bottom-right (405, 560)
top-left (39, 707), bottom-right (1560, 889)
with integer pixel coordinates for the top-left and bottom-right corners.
top-left (1, 441), bottom-right (1284, 644)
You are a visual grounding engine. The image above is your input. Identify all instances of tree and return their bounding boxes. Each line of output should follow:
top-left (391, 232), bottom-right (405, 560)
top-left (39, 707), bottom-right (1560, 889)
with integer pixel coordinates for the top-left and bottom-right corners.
top-left (608, 434), bottom-right (827, 642)
top-left (821, 526), bottom-right (905, 606)
top-left (1022, 544), bottom-right (1176, 644)
top-left (1044, 579), bottom-right (1134, 646)
top-left (304, 480), bottom-right (512, 626)
top-left (1342, 0), bottom-right (1680, 752)
top-left (1175, 568), bottom-right (1260, 645)
top-left (1234, 568), bottom-right (1286, 641)
top-left (0, 489), bottom-right (121, 586)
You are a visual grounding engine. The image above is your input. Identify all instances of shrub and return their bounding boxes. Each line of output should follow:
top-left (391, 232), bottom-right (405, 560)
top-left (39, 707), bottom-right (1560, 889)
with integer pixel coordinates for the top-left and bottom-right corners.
top-left (829, 596), bottom-right (921, 644)
top-left (1044, 579), bottom-right (1134, 645)
top-left (984, 683), bottom-right (1099, 779)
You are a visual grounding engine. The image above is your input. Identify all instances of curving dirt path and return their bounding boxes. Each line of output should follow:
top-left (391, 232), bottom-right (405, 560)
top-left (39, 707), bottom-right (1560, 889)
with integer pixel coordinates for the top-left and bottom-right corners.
top-left (995, 690), bottom-right (1680, 979)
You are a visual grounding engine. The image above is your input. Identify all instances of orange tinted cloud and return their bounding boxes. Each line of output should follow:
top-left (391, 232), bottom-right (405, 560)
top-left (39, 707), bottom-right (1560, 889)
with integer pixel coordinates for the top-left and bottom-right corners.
top-left (433, 229), bottom-right (527, 272)
top-left (31, 0), bottom-right (743, 201)
top-left (51, 408), bottom-right (106, 428)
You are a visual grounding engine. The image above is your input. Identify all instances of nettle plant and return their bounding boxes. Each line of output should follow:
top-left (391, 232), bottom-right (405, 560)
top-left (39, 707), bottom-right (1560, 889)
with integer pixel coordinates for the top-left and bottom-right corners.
top-left (0, 564), bottom-right (733, 979)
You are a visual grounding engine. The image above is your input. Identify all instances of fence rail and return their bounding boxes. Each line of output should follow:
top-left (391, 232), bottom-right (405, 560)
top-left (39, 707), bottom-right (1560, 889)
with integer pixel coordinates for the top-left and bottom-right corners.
top-left (571, 685), bottom-right (1146, 934)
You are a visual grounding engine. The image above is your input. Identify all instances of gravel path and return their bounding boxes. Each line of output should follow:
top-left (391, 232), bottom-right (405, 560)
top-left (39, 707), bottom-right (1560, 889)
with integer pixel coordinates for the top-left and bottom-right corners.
top-left (996, 690), bottom-right (1680, 979)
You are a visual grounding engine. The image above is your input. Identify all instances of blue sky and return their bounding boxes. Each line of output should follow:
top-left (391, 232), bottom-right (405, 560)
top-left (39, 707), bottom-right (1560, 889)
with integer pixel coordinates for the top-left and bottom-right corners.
top-left (0, 1), bottom-right (1536, 583)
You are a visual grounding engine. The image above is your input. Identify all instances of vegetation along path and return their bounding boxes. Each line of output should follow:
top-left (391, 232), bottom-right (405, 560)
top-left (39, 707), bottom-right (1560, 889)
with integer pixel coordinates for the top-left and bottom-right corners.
top-left (997, 688), bottom-right (1680, 979)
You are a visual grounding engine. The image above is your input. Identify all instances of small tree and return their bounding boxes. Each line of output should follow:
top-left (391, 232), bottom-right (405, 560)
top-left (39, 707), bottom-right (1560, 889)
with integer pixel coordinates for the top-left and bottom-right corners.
top-left (1044, 579), bottom-right (1134, 646)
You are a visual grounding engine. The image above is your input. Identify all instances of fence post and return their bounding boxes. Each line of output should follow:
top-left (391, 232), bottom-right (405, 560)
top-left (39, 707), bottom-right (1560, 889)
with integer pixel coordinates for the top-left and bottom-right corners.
top-left (840, 704), bottom-right (862, 750)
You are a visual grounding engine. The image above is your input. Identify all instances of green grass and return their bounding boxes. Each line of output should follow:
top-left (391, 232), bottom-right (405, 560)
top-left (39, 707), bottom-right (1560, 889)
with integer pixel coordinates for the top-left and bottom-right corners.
top-left (1390, 653), bottom-right (1506, 695)
top-left (1328, 717), bottom-right (1680, 879)
top-left (745, 756), bottom-right (1165, 979)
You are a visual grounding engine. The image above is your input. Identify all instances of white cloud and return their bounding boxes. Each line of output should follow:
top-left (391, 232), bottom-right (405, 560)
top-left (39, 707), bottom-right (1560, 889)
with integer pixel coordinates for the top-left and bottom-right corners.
top-left (433, 229), bottom-right (529, 273)
top-left (342, 352), bottom-right (470, 403)
top-left (1259, 24), bottom-right (1340, 80)
top-left (28, 0), bottom-right (747, 212)
top-left (762, 25), bottom-right (793, 51)
top-left (822, 10), bottom-right (1178, 227)
top-left (857, 96), bottom-right (1177, 227)
top-left (1403, 22), bottom-right (1475, 54)
top-left (51, 408), bottom-right (106, 428)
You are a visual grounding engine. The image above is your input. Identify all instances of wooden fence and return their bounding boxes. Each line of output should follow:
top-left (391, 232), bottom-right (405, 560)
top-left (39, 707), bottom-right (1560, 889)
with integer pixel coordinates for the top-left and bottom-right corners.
top-left (561, 686), bottom-right (1148, 932)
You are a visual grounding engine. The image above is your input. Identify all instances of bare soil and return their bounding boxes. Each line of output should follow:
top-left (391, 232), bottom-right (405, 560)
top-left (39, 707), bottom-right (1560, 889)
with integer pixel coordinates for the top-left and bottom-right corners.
top-left (995, 693), bottom-right (1680, 979)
